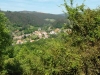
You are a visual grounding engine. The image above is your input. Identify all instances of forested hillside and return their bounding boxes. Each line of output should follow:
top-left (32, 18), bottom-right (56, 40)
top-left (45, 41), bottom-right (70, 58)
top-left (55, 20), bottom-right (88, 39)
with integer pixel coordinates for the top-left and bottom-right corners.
top-left (4, 11), bottom-right (66, 27)
top-left (0, 0), bottom-right (100, 75)
top-left (3, 10), bottom-right (67, 35)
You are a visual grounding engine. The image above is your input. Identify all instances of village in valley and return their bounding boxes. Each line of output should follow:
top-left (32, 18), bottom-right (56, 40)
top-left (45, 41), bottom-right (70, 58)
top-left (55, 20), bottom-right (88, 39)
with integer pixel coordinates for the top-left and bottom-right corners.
top-left (13, 27), bottom-right (72, 45)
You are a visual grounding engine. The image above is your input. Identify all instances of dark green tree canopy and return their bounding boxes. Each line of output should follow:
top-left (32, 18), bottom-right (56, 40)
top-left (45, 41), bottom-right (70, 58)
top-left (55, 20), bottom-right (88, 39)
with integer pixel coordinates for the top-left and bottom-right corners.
top-left (0, 12), bottom-right (11, 51)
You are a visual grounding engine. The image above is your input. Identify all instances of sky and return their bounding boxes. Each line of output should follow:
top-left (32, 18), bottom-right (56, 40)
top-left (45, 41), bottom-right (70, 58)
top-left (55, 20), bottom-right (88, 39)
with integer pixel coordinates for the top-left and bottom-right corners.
top-left (0, 0), bottom-right (100, 14)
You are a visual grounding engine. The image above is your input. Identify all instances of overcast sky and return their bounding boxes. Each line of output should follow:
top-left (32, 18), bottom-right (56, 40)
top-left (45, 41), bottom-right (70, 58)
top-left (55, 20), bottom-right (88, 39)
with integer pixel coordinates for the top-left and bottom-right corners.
top-left (0, 0), bottom-right (100, 14)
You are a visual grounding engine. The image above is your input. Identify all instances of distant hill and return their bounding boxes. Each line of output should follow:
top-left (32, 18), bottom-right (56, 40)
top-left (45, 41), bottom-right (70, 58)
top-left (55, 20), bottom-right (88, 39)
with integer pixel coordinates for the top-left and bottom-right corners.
top-left (4, 11), bottom-right (66, 27)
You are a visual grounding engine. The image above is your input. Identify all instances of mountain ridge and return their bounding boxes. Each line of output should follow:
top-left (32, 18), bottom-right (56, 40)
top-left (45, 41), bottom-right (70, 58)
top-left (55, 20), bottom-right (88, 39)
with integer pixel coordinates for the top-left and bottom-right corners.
top-left (4, 10), bottom-right (66, 27)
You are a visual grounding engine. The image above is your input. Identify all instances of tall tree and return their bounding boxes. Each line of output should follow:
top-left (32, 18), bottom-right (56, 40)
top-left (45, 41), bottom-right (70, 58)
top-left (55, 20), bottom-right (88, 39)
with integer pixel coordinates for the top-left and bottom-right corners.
top-left (63, 0), bottom-right (100, 74)
top-left (0, 12), bottom-right (12, 72)
top-left (64, 0), bottom-right (100, 46)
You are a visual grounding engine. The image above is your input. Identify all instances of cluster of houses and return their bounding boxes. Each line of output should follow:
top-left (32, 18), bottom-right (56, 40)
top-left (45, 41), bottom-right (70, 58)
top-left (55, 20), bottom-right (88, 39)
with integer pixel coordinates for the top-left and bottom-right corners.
top-left (12, 28), bottom-right (72, 45)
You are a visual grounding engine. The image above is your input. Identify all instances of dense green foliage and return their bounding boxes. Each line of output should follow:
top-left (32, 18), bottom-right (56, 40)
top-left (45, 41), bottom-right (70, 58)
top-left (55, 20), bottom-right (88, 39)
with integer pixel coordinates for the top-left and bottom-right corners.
top-left (2, 38), bottom-right (82, 75)
top-left (63, 0), bottom-right (100, 74)
top-left (0, 0), bottom-right (100, 75)
top-left (64, 0), bottom-right (100, 45)
top-left (0, 13), bottom-right (11, 50)
top-left (0, 12), bottom-right (12, 73)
